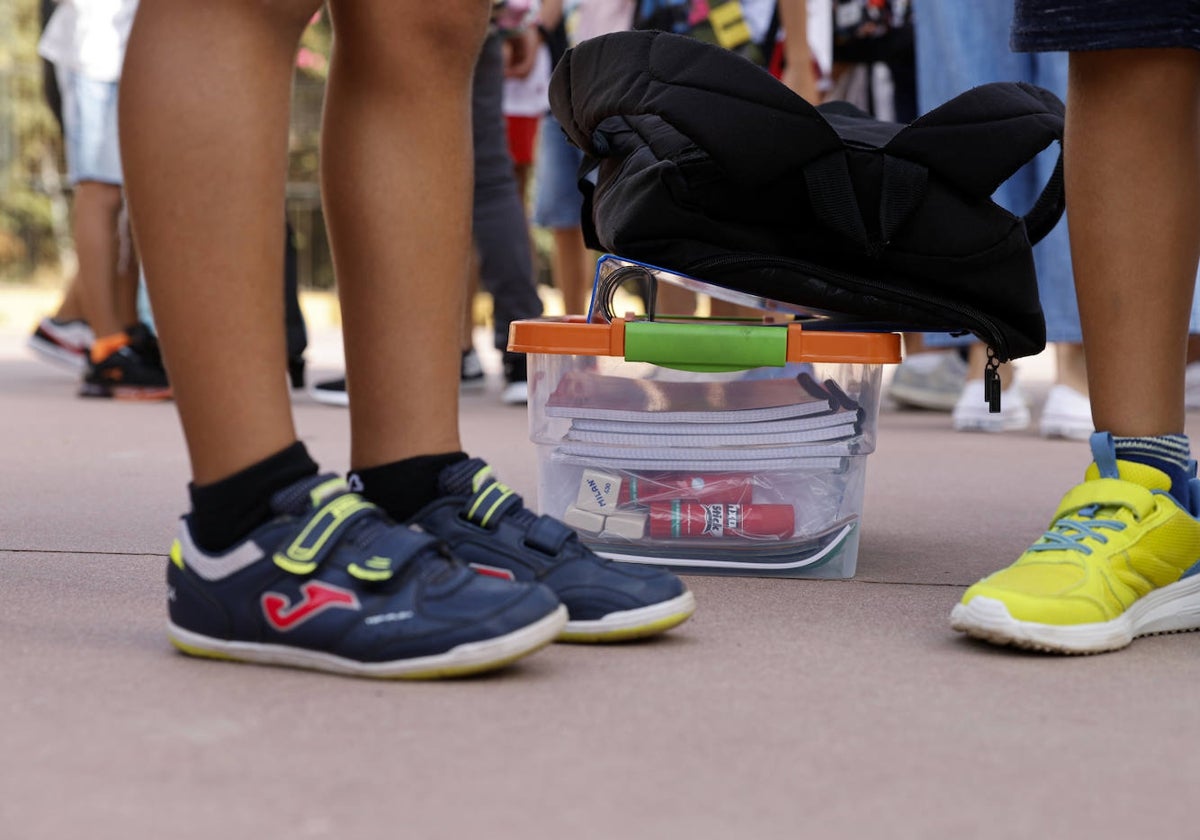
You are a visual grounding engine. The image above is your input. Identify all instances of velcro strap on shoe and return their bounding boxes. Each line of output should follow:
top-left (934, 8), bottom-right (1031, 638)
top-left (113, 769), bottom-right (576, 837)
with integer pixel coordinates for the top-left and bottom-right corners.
top-left (464, 482), bottom-right (522, 528)
top-left (1053, 478), bottom-right (1156, 524)
top-left (524, 515), bottom-right (573, 555)
top-left (345, 526), bottom-right (440, 583)
top-left (273, 493), bottom-right (378, 575)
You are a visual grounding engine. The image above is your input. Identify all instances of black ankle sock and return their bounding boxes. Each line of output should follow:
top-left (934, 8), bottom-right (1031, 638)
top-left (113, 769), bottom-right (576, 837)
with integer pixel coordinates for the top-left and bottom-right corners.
top-left (188, 441), bottom-right (319, 553)
top-left (350, 452), bottom-right (468, 522)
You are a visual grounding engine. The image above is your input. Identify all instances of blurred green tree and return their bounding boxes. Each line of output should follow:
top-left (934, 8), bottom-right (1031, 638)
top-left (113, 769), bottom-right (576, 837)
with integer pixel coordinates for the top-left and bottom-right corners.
top-left (0, 2), bottom-right (335, 286)
top-left (0, 0), bottom-right (68, 282)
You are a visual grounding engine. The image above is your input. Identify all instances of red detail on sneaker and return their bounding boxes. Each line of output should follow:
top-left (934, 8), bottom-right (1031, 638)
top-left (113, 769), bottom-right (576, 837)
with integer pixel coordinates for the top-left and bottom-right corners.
top-left (469, 563), bottom-right (516, 581)
top-left (262, 581), bottom-right (362, 631)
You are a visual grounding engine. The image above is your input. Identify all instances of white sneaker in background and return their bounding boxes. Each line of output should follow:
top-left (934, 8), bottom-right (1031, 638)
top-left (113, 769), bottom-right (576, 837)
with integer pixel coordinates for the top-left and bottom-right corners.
top-left (501, 380), bottom-right (528, 406)
top-left (501, 352), bottom-right (528, 406)
top-left (1185, 362), bottom-right (1200, 410)
top-left (952, 379), bottom-right (1032, 433)
top-left (460, 348), bottom-right (486, 390)
top-left (888, 350), bottom-right (969, 411)
top-left (27, 317), bottom-right (94, 371)
top-left (1038, 384), bottom-right (1094, 440)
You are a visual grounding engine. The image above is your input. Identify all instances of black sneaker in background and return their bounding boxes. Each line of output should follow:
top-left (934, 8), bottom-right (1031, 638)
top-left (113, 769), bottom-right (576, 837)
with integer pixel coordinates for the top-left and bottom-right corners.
top-left (288, 355), bottom-right (306, 390)
top-left (310, 377), bottom-right (348, 407)
top-left (461, 348), bottom-right (485, 389)
top-left (79, 323), bottom-right (171, 400)
top-left (125, 321), bottom-right (163, 367)
top-left (501, 351), bottom-right (528, 406)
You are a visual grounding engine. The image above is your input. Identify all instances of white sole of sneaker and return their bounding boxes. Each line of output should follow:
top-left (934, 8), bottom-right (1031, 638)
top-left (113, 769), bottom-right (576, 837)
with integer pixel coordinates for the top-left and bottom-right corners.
top-left (501, 381), bottom-right (528, 406)
top-left (952, 408), bottom-right (1032, 434)
top-left (27, 336), bottom-right (88, 372)
top-left (309, 388), bottom-right (349, 407)
top-left (1038, 416), bottom-right (1094, 441)
top-left (949, 574), bottom-right (1200, 654)
top-left (887, 382), bottom-right (960, 412)
top-left (558, 590), bottom-right (696, 643)
top-left (167, 604), bottom-right (568, 678)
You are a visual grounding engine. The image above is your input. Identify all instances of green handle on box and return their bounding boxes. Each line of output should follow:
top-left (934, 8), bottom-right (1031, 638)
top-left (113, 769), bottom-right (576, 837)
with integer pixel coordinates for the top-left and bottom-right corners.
top-left (623, 320), bottom-right (788, 372)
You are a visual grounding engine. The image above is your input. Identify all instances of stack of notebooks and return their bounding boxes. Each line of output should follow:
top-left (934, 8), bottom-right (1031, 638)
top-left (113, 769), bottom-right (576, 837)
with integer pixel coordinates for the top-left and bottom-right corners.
top-left (545, 368), bottom-right (863, 471)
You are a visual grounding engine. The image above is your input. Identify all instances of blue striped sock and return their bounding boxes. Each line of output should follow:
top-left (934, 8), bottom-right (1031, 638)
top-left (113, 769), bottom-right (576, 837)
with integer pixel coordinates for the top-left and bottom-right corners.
top-left (1112, 434), bottom-right (1192, 506)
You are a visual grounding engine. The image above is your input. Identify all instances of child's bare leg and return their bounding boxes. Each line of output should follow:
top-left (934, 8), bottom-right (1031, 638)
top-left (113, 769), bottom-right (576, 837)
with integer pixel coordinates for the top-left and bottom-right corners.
top-left (53, 276), bottom-right (86, 323)
top-left (550, 226), bottom-right (594, 316)
top-left (322, 0), bottom-right (488, 470)
top-left (1067, 49), bottom-right (1200, 435)
top-left (120, 0), bottom-right (320, 483)
top-left (72, 180), bottom-right (125, 339)
top-left (114, 203), bottom-right (140, 328)
top-left (1053, 342), bottom-right (1088, 395)
top-left (952, 48), bottom-right (1200, 653)
top-left (117, 0), bottom-right (590, 676)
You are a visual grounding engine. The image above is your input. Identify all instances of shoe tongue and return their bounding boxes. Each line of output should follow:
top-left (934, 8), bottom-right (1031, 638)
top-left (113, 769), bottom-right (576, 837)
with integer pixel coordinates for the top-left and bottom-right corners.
top-left (416, 546), bottom-right (465, 585)
top-left (1085, 432), bottom-right (1171, 491)
top-left (437, 457), bottom-right (537, 529)
top-left (438, 457), bottom-right (493, 496)
top-left (1083, 460), bottom-right (1173, 492)
top-left (269, 473), bottom-right (350, 516)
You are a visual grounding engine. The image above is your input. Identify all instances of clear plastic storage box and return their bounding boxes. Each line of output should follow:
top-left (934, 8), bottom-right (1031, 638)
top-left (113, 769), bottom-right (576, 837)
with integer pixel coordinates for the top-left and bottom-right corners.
top-left (508, 313), bottom-right (900, 579)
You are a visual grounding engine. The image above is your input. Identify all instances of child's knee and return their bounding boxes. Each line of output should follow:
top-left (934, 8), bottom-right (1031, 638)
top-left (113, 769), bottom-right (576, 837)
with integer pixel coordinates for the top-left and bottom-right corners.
top-left (74, 180), bottom-right (124, 214)
top-left (330, 0), bottom-right (490, 78)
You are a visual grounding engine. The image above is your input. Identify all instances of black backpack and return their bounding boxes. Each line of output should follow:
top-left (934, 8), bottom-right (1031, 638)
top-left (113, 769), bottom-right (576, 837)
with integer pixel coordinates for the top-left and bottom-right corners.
top-left (548, 30), bottom-right (1066, 373)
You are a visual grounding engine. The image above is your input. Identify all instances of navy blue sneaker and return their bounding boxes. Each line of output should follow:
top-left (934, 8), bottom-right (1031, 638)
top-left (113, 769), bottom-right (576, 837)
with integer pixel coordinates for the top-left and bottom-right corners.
top-left (167, 474), bottom-right (566, 678)
top-left (408, 458), bottom-right (696, 642)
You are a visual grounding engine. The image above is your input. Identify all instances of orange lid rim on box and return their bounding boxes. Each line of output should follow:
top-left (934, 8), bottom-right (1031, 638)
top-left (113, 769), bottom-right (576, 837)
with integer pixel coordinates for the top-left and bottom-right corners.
top-left (508, 318), bottom-right (902, 365)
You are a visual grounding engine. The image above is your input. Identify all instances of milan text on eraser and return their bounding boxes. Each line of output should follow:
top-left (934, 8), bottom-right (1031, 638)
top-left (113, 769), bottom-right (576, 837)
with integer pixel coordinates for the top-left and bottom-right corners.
top-left (574, 468), bottom-right (623, 513)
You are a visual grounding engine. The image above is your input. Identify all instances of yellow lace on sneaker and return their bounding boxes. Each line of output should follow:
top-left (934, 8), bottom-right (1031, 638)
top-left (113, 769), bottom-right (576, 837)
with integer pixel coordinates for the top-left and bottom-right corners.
top-left (951, 434), bottom-right (1200, 653)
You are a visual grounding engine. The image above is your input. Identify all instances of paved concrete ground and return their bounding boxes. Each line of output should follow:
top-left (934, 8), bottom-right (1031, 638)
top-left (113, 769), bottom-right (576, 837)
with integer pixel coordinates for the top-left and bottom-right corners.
top-left (2, 309), bottom-right (1199, 840)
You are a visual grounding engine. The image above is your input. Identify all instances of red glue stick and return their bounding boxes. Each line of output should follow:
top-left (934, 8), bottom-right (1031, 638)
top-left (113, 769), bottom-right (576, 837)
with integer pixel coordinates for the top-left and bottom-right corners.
top-left (647, 501), bottom-right (794, 540)
top-left (619, 473), bottom-right (754, 506)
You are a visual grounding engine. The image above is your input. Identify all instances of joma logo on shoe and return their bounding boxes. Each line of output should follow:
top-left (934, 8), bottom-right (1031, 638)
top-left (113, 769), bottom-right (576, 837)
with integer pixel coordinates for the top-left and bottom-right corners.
top-left (261, 581), bottom-right (361, 631)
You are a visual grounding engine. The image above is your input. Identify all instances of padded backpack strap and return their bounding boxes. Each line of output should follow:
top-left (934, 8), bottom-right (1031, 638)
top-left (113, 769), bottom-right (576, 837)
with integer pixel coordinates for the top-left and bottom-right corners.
top-left (803, 152), bottom-right (872, 252)
top-left (1020, 154), bottom-right (1064, 246)
top-left (804, 101), bottom-right (929, 252)
top-left (886, 81), bottom-right (1065, 245)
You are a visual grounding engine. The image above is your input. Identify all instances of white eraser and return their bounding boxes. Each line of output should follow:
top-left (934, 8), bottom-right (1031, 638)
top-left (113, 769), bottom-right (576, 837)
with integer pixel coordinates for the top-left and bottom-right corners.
top-left (562, 506), bottom-right (607, 535)
top-left (601, 510), bottom-right (647, 540)
top-left (575, 469), bottom-right (623, 513)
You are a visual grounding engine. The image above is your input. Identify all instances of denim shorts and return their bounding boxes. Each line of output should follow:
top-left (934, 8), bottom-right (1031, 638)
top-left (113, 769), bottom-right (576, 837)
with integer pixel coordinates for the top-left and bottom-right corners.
top-left (532, 112), bottom-right (586, 230)
top-left (915, 0), bottom-right (1080, 345)
top-left (57, 67), bottom-right (123, 186)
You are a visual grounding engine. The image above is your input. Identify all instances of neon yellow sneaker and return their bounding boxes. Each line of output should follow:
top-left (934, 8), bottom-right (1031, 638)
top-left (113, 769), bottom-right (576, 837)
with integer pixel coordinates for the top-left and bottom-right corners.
top-left (951, 432), bottom-right (1200, 653)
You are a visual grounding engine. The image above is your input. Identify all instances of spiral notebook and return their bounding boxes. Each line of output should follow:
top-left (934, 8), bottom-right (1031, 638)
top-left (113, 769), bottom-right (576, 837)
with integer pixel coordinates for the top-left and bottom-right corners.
top-left (544, 369), bottom-right (855, 425)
